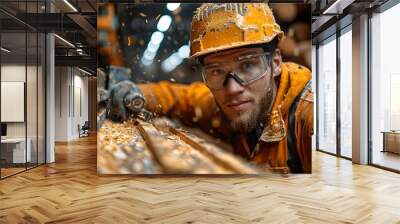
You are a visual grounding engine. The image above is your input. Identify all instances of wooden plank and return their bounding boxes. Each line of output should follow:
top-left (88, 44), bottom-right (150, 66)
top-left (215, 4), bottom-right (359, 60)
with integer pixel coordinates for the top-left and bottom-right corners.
top-left (169, 127), bottom-right (260, 174)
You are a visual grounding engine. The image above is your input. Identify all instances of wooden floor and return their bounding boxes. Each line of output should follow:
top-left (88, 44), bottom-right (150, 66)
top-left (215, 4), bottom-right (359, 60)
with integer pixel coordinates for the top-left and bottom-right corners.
top-left (1, 167), bottom-right (26, 178)
top-left (0, 135), bottom-right (400, 223)
top-left (372, 150), bottom-right (400, 171)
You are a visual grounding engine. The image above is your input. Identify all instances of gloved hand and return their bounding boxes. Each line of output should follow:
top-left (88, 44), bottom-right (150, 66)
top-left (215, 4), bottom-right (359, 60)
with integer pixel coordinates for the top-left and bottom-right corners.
top-left (108, 80), bottom-right (145, 121)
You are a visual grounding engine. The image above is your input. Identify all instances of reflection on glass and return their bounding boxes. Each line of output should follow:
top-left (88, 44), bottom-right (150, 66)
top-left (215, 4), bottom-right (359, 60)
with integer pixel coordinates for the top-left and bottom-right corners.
top-left (1, 31), bottom-right (27, 177)
top-left (340, 28), bottom-right (352, 158)
top-left (0, 0), bottom-right (47, 179)
top-left (371, 3), bottom-right (400, 171)
top-left (318, 36), bottom-right (337, 154)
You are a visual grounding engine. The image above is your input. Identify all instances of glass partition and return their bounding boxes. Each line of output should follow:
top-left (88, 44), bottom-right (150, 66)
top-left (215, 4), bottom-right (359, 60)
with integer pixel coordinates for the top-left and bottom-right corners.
top-left (317, 35), bottom-right (337, 155)
top-left (0, 0), bottom-right (46, 179)
top-left (1, 30), bottom-right (28, 178)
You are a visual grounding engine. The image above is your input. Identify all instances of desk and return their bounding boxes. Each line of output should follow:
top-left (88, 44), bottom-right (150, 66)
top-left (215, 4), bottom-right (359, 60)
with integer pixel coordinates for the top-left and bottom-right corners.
top-left (1, 138), bottom-right (31, 163)
top-left (382, 131), bottom-right (400, 154)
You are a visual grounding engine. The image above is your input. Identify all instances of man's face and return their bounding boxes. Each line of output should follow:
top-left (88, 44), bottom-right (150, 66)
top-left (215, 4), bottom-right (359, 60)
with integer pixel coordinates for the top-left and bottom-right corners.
top-left (203, 47), bottom-right (281, 132)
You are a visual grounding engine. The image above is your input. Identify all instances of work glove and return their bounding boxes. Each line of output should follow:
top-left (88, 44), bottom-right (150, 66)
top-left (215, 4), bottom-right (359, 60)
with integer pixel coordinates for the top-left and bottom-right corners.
top-left (108, 80), bottom-right (145, 121)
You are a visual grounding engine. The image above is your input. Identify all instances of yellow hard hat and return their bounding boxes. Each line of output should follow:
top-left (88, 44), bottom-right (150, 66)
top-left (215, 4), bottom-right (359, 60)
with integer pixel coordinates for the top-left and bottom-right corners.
top-left (190, 3), bottom-right (284, 58)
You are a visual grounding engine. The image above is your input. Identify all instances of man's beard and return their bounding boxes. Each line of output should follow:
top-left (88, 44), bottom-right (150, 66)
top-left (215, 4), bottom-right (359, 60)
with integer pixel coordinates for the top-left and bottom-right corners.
top-left (230, 90), bottom-right (273, 133)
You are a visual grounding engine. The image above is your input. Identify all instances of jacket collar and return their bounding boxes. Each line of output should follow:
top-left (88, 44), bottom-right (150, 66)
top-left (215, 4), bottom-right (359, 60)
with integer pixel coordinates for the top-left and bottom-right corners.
top-left (259, 62), bottom-right (311, 143)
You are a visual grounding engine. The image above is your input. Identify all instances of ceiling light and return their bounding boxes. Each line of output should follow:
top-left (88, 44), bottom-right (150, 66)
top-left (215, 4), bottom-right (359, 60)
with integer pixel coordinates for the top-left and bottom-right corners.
top-left (54, 34), bottom-right (75, 48)
top-left (1, 47), bottom-right (11, 53)
top-left (157, 15), bottom-right (172, 32)
top-left (167, 3), bottom-right (180, 12)
top-left (63, 0), bottom-right (78, 12)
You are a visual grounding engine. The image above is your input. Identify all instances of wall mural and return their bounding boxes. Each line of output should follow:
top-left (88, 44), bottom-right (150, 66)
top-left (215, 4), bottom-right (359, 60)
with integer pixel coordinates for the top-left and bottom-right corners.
top-left (97, 2), bottom-right (312, 175)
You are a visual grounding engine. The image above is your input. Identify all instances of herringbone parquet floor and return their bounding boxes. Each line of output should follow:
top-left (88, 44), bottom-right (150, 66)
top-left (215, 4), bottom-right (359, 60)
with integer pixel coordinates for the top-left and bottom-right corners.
top-left (1, 135), bottom-right (399, 223)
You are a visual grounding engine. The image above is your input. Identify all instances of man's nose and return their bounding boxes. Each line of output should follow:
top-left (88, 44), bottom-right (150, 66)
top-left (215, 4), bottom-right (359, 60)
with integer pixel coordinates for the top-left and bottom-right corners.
top-left (223, 76), bottom-right (245, 95)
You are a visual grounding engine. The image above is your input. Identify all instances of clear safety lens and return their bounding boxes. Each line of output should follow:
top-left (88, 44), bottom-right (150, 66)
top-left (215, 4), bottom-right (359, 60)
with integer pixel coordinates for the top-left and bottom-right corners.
top-left (202, 52), bottom-right (270, 90)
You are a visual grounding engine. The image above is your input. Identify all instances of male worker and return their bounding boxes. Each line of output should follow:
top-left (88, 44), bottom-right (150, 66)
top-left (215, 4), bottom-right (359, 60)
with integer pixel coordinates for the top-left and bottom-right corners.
top-left (109, 3), bottom-right (313, 173)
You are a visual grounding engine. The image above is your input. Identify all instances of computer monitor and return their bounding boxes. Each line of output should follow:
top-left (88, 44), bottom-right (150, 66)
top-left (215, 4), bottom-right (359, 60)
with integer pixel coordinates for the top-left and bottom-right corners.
top-left (1, 123), bottom-right (7, 137)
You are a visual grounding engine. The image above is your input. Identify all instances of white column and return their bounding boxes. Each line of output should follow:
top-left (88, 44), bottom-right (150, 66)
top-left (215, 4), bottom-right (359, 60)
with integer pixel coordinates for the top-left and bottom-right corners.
top-left (46, 33), bottom-right (55, 163)
top-left (352, 14), bottom-right (369, 164)
top-left (45, 0), bottom-right (55, 163)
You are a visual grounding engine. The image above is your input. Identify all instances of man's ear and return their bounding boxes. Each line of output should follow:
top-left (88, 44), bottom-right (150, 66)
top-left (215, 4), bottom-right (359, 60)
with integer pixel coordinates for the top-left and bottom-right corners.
top-left (272, 48), bottom-right (282, 78)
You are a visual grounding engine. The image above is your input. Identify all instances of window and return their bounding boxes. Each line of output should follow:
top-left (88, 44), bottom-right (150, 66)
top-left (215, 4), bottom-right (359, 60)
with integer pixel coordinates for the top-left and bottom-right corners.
top-left (339, 27), bottom-right (352, 158)
top-left (370, 2), bottom-right (400, 171)
top-left (317, 35), bottom-right (337, 154)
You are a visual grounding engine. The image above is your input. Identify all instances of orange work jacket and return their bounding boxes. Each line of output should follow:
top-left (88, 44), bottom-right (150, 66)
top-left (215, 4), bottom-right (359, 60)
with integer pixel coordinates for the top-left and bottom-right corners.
top-left (139, 62), bottom-right (313, 173)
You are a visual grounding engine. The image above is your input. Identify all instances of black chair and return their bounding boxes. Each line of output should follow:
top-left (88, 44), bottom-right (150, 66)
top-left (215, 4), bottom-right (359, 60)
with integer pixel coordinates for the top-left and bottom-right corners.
top-left (78, 121), bottom-right (90, 138)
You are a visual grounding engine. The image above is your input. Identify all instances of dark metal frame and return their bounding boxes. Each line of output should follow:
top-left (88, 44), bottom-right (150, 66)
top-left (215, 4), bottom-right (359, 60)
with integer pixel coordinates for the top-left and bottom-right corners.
top-left (367, 10), bottom-right (373, 166)
top-left (336, 25), bottom-right (341, 158)
top-left (315, 44), bottom-right (319, 151)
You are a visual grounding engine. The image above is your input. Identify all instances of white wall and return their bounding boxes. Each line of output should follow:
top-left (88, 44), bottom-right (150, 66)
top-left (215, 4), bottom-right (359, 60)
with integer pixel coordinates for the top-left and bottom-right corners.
top-left (55, 66), bottom-right (69, 141)
top-left (54, 67), bottom-right (89, 141)
top-left (72, 72), bottom-right (89, 138)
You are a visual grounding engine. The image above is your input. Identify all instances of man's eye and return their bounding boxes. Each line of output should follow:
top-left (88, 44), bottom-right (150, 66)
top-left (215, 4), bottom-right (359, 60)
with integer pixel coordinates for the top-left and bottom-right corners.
top-left (241, 62), bottom-right (256, 71)
top-left (210, 69), bottom-right (225, 76)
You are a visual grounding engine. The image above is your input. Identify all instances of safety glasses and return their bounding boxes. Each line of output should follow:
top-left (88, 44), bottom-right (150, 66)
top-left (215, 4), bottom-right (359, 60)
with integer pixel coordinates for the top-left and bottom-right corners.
top-left (202, 52), bottom-right (271, 90)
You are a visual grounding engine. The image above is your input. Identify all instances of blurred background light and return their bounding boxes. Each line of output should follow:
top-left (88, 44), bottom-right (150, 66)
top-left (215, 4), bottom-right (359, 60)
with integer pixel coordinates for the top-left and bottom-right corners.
top-left (141, 57), bottom-right (153, 66)
top-left (161, 52), bottom-right (184, 72)
top-left (143, 49), bottom-right (156, 60)
top-left (178, 45), bottom-right (190, 58)
top-left (157, 15), bottom-right (172, 32)
top-left (150, 31), bottom-right (164, 45)
top-left (167, 3), bottom-right (180, 12)
top-left (147, 42), bottom-right (160, 53)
